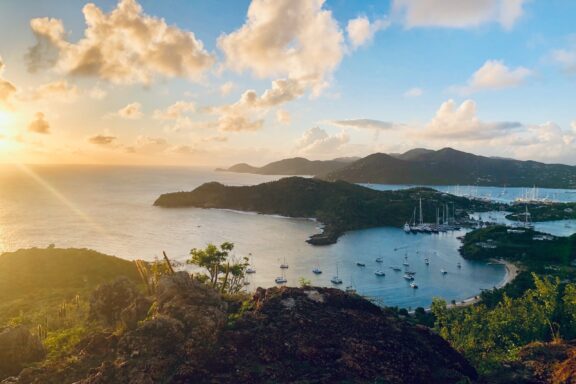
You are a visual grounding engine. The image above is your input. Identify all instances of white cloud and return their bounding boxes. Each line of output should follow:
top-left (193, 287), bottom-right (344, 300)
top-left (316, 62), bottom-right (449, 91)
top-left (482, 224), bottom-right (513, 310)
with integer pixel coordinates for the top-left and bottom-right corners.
top-left (392, 0), bottom-right (527, 30)
top-left (295, 126), bottom-right (350, 155)
top-left (218, 0), bottom-right (344, 95)
top-left (571, 121), bottom-right (576, 134)
top-left (347, 16), bottom-right (389, 49)
top-left (28, 0), bottom-right (214, 84)
top-left (453, 60), bottom-right (532, 94)
top-left (276, 109), bottom-right (291, 124)
top-left (328, 119), bottom-right (396, 130)
top-left (211, 78), bottom-right (306, 132)
top-left (153, 101), bottom-right (195, 120)
top-left (28, 112), bottom-right (50, 134)
top-left (220, 81), bottom-right (235, 96)
top-left (418, 99), bottom-right (521, 140)
top-left (403, 87), bottom-right (423, 97)
top-left (21, 80), bottom-right (79, 103)
top-left (552, 49), bottom-right (576, 73)
top-left (0, 56), bottom-right (17, 106)
top-left (88, 86), bottom-right (107, 100)
top-left (117, 102), bottom-right (142, 119)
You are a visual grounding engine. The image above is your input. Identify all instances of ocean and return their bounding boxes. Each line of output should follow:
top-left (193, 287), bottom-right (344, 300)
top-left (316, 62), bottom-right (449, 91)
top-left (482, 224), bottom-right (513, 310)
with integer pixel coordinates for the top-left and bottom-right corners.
top-left (2, 164), bottom-right (571, 308)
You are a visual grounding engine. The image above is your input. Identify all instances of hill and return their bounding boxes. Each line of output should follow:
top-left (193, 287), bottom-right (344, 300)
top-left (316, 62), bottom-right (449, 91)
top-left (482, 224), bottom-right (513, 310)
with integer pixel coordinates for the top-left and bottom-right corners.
top-left (217, 156), bottom-right (354, 175)
top-left (320, 148), bottom-right (576, 188)
top-left (154, 177), bottom-right (495, 245)
top-left (5, 272), bottom-right (478, 384)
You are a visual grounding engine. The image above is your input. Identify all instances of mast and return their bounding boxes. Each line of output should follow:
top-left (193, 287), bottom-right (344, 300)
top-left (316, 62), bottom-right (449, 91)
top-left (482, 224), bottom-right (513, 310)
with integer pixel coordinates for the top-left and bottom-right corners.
top-left (419, 198), bottom-right (423, 225)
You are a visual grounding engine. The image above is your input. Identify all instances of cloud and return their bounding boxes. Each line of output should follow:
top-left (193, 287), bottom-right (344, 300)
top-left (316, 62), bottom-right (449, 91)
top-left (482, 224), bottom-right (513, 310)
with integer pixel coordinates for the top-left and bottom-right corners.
top-left (551, 49), bottom-right (576, 73)
top-left (220, 81), bottom-right (235, 96)
top-left (202, 135), bottom-right (228, 143)
top-left (418, 99), bottom-right (522, 140)
top-left (453, 60), bottom-right (532, 94)
top-left (404, 87), bottom-right (423, 97)
top-left (295, 126), bottom-right (350, 154)
top-left (276, 109), bottom-right (291, 124)
top-left (117, 102), bottom-right (142, 119)
top-left (153, 101), bottom-right (195, 120)
top-left (328, 119), bottom-right (397, 131)
top-left (218, 0), bottom-right (344, 94)
top-left (0, 56), bottom-right (17, 105)
top-left (211, 78), bottom-right (306, 132)
top-left (88, 134), bottom-right (117, 146)
top-left (28, 0), bottom-right (214, 84)
top-left (392, 0), bottom-right (527, 30)
top-left (347, 16), bottom-right (389, 49)
top-left (21, 80), bottom-right (79, 102)
top-left (88, 86), bottom-right (107, 100)
top-left (28, 112), bottom-right (51, 134)
top-left (572, 121), bottom-right (576, 134)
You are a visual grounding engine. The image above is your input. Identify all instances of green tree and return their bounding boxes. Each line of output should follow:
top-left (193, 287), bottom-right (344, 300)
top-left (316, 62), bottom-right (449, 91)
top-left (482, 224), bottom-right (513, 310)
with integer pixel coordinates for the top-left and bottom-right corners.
top-left (188, 242), bottom-right (249, 294)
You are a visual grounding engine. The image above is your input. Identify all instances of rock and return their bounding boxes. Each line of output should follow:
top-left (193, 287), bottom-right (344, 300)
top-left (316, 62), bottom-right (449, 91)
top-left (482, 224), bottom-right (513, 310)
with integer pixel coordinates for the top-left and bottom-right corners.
top-left (89, 277), bottom-right (144, 326)
top-left (0, 326), bottom-right (45, 379)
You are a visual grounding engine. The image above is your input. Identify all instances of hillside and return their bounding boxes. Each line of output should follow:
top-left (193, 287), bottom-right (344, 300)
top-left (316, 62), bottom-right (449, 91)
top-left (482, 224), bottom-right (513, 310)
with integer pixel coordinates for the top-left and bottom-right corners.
top-left (320, 148), bottom-right (576, 188)
top-left (154, 177), bottom-right (495, 244)
top-left (217, 157), bottom-right (353, 175)
top-left (4, 272), bottom-right (478, 384)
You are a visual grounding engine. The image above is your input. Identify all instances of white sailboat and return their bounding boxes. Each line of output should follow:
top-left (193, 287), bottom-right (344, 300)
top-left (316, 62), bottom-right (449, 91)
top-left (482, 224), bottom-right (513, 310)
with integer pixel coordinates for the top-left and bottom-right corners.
top-left (331, 265), bottom-right (343, 285)
top-left (280, 256), bottom-right (289, 269)
top-left (275, 269), bottom-right (287, 284)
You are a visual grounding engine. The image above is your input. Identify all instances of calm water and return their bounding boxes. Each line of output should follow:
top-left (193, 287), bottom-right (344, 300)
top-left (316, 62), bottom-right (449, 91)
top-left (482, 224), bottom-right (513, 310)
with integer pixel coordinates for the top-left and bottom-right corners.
top-left (4, 165), bottom-right (573, 308)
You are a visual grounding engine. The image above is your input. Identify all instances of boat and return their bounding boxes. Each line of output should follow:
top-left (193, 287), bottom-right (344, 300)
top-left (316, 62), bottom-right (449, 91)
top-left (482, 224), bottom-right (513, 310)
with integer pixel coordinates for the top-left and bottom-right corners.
top-left (345, 285), bottom-right (357, 294)
top-left (275, 276), bottom-right (287, 284)
top-left (331, 265), bottom-right (343, 284)
top-left (410, 282), bottom-right (418, 289)
top-left (246, 266), bottom-right (256, 274)
top-left (375, 257), bottom-right (383, 263)
top-left (312, 267), bottom-right (322, 274)
top-left (424, 258), bottom-right (429, 265)
top-left (390, 266), bottom-right (402, 271)
top-left (405, 271), bottom-right (416, 276)
top-left (403, 274), bottom-right (415, 281)
top-left (243, 281), bottom-right (250, 286)
top-left (280, 257), bottom-right (289, 269)
top-left (403, 222), bottom-right (411, 233)
top-left (441, 269), bottom-right (448, 275)
top-left (374, 270), bottom-right (386, 277)
top-left (457, 262), bottom-right (462, 268)
top-left (356, 262), bottom-right (366, 267)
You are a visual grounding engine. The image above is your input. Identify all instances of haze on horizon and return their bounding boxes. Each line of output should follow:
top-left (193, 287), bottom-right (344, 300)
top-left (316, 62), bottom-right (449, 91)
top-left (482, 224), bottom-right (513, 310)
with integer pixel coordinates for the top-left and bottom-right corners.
top-left (0, 0), bottom-right (576, 167)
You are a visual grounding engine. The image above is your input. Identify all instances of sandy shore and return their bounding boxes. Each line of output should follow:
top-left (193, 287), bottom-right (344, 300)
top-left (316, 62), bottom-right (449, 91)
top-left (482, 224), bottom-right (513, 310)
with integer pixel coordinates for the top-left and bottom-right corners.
top-left (444, 259), bottom-right (519, 310)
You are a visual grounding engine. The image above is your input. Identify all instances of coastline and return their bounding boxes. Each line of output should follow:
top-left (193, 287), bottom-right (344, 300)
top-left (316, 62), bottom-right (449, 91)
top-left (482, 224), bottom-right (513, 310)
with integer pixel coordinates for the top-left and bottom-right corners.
top-left (444, 258), bottom-right (519, 310)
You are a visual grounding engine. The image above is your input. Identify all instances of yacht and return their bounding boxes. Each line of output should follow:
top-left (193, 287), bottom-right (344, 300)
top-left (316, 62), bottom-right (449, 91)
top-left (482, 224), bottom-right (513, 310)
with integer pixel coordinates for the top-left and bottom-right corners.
top-left (410, 282), bottom-right (418, 289)
top-left (331, 265), bottom-right (343, 284)
top-left (390, 266), bottom-right (402, 272)
top-left (403, 274), bottom-right (415, 281)
top-left (312, 267), bottom-right (322, 274)
top-left (356, 262), bottom-right (366, 267)
top-left (441, 269), bottom-right (448, 275)
top-left (246, 266), bottom-right (256, 274)
top-left (457, 262), bottom-right (462, 269)
top-left (275, 276), bottom-right (287, 284)
top-left (374, 270), bottom-right (386, 277)
top-left (280, 257), bottom-right (289, 269)
top-left (345, 285), bottom-right (357, 294)
top-left (424, 258), bottom-right (430, 265)
top-left (375, 257), bottom-right (383, 263)
top-left (403, 222), bottom-right (411, 233)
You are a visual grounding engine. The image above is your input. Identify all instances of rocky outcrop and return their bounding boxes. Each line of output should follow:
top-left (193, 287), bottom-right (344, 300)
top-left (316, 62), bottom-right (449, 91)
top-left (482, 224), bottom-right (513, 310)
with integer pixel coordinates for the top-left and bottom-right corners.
top-left (0, 326), bottom-right (45, 379)
top-left (4, 276), bottom-right (478, 384)
top-left (202, 286), bottom-right (478, 384)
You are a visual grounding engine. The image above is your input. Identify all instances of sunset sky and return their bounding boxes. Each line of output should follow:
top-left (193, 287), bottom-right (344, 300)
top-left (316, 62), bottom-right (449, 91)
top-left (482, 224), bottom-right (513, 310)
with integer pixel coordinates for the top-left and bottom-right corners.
top-left (0, 0), bottom-right (575, 166)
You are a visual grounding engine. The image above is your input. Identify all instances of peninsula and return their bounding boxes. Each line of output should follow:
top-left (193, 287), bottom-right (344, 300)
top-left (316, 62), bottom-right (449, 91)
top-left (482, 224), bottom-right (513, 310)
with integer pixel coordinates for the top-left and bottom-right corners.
top-left (154, 177), bottom-right (496, 245)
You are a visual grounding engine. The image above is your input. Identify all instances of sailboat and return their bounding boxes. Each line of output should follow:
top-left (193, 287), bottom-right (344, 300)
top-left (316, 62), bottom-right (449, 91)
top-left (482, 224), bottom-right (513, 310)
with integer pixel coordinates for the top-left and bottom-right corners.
top-left (275, 269), bottom-right (287, 284)
top-left (331, 265), bottom-right (343, 285)
top-left (390, 266), bottom-right (402, 271)
top-left (374, 270), bottom-right (386, 277)
top-left (524, 205), bottom-right (535, 229)
top-left (441, 269), bottom-right (448, 275)
top-left (402, 253), bottom-right (409, 266)
top-left (246, 254), bottom-right (256, 274)
top-left (410, 282), bottom-right (418, 289)
top-left (424, 257), bottom-right (430, 265)
top-left (280, 257), bottom-right (289, 269)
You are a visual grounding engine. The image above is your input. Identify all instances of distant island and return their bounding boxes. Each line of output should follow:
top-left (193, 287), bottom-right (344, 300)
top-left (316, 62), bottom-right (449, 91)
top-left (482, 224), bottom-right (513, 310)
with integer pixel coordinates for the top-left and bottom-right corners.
top-left (154, 177), bottom-right (496, 245)
top-left (216, 156), bottom-right (358, 175)
top-left (217, 148), bottom-right (576, 189)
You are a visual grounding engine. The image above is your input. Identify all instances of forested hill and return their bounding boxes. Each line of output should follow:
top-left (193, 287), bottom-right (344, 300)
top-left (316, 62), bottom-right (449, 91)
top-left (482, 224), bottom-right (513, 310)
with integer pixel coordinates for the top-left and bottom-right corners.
top-left (154, 177), bottom-right (494, 244)
top-left (218, 148), bottom-right (576, 188)
top-left (216, 157), bottom-right (354, 176)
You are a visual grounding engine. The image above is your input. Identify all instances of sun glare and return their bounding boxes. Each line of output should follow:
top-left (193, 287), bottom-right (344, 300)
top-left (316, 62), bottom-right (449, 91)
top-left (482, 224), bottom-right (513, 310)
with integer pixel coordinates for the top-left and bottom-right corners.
top-left (0, 110), bottom-right (13, 128)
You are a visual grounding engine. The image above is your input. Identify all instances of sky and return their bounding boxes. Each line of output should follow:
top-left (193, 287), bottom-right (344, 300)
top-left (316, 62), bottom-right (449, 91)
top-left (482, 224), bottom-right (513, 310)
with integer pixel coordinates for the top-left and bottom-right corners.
top-left (0, 0), bottom-right (576, 166)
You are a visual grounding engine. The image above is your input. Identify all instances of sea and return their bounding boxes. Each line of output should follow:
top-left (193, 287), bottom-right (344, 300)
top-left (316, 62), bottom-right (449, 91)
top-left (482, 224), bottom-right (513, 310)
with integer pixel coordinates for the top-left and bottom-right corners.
top-left (1, 164), bottom-right (574, 309)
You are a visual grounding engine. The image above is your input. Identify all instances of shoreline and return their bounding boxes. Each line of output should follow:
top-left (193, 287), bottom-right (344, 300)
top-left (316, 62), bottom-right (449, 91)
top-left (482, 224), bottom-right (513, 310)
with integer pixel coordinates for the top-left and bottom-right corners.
top-left (444, 258), bottom-right (519, 310)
